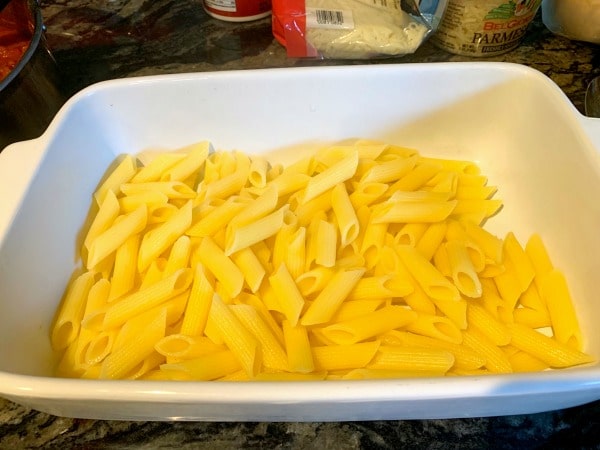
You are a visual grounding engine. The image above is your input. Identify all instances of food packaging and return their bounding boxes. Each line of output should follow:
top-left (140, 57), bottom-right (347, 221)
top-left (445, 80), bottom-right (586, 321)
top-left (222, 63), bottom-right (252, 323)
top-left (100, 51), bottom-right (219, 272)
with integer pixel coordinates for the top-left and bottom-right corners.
top-left (542, 0), bottom-right (600, 45)
top-left (202, 0), bottom-right (271, 22)
top-left (1, 63), bottom-right (600, 421)
top-left (430, 0), bottom-right (542, 56)
top-left (272, 0), bottom-right (448, 59)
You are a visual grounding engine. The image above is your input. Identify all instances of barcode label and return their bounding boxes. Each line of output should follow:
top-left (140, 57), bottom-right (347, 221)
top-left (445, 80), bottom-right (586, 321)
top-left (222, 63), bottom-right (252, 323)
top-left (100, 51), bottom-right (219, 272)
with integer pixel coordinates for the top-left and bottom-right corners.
top-left (306, 7), bottom-right (354, 30)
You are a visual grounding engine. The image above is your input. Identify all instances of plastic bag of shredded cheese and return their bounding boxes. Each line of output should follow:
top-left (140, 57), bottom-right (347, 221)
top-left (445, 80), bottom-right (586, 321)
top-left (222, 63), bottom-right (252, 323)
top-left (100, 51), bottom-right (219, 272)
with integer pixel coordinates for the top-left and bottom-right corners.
top-left (272, 0), bottom-right (448, 59)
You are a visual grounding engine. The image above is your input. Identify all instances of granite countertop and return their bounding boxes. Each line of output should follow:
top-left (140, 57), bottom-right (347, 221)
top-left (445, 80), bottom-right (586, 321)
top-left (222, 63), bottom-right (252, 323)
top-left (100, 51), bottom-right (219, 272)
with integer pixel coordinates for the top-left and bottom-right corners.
top-left (2, 1), bottom-right (600, 448)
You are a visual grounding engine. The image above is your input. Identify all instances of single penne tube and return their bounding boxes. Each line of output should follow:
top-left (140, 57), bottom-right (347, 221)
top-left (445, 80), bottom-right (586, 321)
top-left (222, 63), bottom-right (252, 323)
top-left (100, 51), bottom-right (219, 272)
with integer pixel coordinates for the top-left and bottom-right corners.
top-left (225, 206), bottom-right (286, 256)
top-left (160, 141), bottom-right (210, 182)
top-left (206, 294), bottom-right (261, 377)
top-left (347, 274), bottom-right (413, 300)
top-left (147, 203), bottom-right (179, 224)
top-left (186, 196), bottom-right (246, 237)
top-left (132, 152), bottom-right (187, 183)
top-left (314, 219), bottom-right (337, 268)
top-left (507, 323), bottom-right (594, 368)
top-left (51, 271), bottom-right (97, 351)
top-left (84, 190), bottom-right (120, 251)
top-left (199, 153), bottom-right (251, 201)
top-left (102, 268), bottom-right (193, 330)
top-left (108, 234), bottom-right (140, 302)
top-left (163, 235), bottom-right (191, 277)
top-left (331, 183), bottom-right (359, 247)
top-left (451, 199), bottom-right (503, 218)
top-left (493, 254), bottom-right (523, 311)
top-left (230, 246), bottom-right (266, 294)
top-left (513, 306), bottom-right (552, 329)
top-left (300, 267), bottom-right (365, 326)
top-left (284, 226), bottom-right (306, 280)
top-left (124, 351), bottom-right (166, 380)
top-left (525, 233), bottom-right (554, 289)
top-left (395, 245), bottom-right (460, 303)
top-left (418, 156), bottom-right (480, 175)
top-left (84, 329), bottom-right (117, 367)
top-left (455, 185), bottom-right (497, 200)
top-left (160, 349), bottom-right (242, 380)
top-left (462, 221), bottom-right (503, 264)
top-left (295, 266), bottom-right (334, 297)
top-left (445, 240), bottom-right (482, 298)
top-left (240, 293), bottom-right (285, 346)
top-left (426, 170), bottom-right (458, 196)
top-left (349, 182), bottom-right (388, 209)
top-left (293, 190), bottom-right (333, 226)
top-left (415, 221), bottom-right (447, 262)
top-left (394, 223), bottom-right (428, 247)
top-left (229, 184), bottom-right (278, 229)
top-left (179, 264), bottom-right (214, 336)
top-left (94, 155), bottom-right (137, 206)
top-left (503, 232), bottom-right (535, 292)
top-left (466, 301), bottom-right (511, 346)
top-left (230, 304), bottom-right (289, 372)
top-left (386, 161), bottom-right (441, 193)
top-left (197, 236), bottom-right (244, 298)
top-left (517, 283), bottom-right (548, 313)
top-left (506, 348), bottom-right (549, 373)
top-left (268, 263), bottom-right (305, 327)
top-left (462, 328), bottom-right (512, 374)
top-left (456, 173), bottom-right (488, 187)
top-left (367, 345), bottom-right (455, 374)
top-left (120, 181), bottom-right (197, 199)
top-left (540, 269), bottom-right (583, 350)
top-left (319, 305), bottom-right (417, 345)
top-left (360, 218), bottom-right (388, 269)
top-left (382, 331), bottom-right (485, 371)
top-left (312, 340), bottom-right (380, 371)
top-left (270, 172), bottom-right (310, 198)
top-left (404, 313), bottom-right (463, 344)
top-left (328, 299), bottom-right (385, 324)
top-left (300, 148), bottom-right (358, 204)
top-left (137, 200), bottom-right (192, 272)
top-left (100, 308), bottom-right (167, 379)
top-left (433, 296), bottom-right (468, 330)
top-left (248, 157), bottom-right (270, 188)
top-left (119, 191), bottom-right (169, 213)
top-left (272, 221), bottom-right (298, 271)
top-left (360, 153), bottom-right (417, 184)
top-left (139, 257), bottom-right (168, 290)
top-left (372, 200), bottom-right (457, 224)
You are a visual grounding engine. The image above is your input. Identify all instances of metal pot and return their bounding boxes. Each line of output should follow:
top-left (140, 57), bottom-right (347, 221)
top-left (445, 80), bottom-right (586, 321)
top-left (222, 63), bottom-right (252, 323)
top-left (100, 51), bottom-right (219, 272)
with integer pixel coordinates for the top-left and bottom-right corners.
top-left (0, 0), bottom-right (65, 150)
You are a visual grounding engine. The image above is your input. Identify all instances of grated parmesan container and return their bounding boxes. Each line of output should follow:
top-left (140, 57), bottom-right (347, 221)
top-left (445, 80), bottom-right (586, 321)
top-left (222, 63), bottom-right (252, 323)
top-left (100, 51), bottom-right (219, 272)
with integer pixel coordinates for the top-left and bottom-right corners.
top-left (430, 0), bottom-right (542, 56)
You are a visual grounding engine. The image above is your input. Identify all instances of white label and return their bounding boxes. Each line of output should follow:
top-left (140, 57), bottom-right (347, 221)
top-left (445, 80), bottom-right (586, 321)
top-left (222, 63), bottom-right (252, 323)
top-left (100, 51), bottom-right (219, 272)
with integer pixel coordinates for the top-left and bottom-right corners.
top-left (306, 7), bottom-right (355, 29)
top-left (205, 0), bottom-right (237, 12)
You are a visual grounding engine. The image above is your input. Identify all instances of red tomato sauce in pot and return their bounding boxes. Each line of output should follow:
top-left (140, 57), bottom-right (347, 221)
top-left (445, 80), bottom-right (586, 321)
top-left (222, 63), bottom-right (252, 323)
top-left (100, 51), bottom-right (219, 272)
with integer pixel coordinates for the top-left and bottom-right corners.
top-left (0, 0), bottom-right (34, 82)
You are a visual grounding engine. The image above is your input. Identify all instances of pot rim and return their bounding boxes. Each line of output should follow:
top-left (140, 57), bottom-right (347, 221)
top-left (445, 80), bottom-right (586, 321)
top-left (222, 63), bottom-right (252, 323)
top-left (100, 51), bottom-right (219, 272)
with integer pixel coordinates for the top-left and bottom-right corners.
top-left (0, 0), bottom-right (43, 91)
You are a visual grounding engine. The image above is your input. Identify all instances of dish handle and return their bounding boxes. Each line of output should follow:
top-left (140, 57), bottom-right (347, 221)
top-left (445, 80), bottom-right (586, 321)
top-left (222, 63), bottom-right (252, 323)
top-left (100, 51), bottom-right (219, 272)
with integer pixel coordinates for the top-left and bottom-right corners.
top-left (0, 138), bottom-right (46, 239)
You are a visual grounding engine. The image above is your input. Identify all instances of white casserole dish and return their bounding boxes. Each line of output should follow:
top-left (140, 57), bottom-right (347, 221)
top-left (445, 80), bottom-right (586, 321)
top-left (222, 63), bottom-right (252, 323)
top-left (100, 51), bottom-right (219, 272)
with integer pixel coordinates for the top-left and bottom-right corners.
top-left (1, 62), bottom-right (600, 421)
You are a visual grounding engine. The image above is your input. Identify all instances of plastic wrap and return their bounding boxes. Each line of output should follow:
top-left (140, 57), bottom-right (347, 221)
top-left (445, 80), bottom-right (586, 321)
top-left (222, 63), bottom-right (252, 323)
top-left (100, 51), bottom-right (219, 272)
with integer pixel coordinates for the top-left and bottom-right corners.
top-left (272, 0), bottom-right (448, 59)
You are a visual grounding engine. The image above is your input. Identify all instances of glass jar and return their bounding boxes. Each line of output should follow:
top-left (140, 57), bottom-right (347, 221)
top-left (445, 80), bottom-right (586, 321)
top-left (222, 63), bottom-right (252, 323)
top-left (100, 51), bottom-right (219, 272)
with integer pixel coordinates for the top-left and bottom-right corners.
top-left (542, 0), bottom-right (600, 44)
top-left (430, 0), bottom-right (542, 56)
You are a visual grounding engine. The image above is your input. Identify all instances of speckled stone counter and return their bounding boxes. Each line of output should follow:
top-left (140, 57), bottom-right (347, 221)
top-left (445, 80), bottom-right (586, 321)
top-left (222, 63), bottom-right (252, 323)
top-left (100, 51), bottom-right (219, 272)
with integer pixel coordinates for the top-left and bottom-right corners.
top-left (2, 1), bottom-right (600, 448)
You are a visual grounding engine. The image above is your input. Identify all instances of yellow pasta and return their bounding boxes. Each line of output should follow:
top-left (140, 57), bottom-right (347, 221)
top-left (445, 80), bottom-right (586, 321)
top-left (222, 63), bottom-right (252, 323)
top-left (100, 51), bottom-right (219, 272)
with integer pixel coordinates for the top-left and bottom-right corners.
top-left (179, 264), bottom-right (214, 336)
top-left (331, 183), bottom-right (359, 247)
top-left (94, 155), bottom-right (137, 206)
top-left (300, 268), bottom-right (365, 326)
top-left (268, 263), bottom-right (305, 326)
top-left (319, 306), bottom-right (417, 345)
top-left (540, 270), bottom-right (583, 350)
top-left (197, 236), bottom-right (244, 298)
top-left (367, 345), bottom-right (455, 374)
top-left (207, 294), bottom-right (261, 377)
top-left (52, 140), bottom-right (594, 382)
top-left (102, 268), bottom-right (193, 330)
top-left (160, 141), bottom-right (210, 182)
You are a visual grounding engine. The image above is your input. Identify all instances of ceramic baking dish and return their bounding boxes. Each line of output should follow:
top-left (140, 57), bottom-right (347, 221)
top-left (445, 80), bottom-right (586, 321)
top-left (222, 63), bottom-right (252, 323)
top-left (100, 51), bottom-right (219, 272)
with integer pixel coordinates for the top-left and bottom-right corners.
top-left (1, 62), bottom-right (600, 421)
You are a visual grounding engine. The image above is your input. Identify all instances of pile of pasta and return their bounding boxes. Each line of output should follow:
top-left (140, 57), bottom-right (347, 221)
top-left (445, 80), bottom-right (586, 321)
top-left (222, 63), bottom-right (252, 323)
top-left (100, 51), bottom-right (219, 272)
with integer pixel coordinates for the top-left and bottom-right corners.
top-left (51, 140), bottom-right (595, 381)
